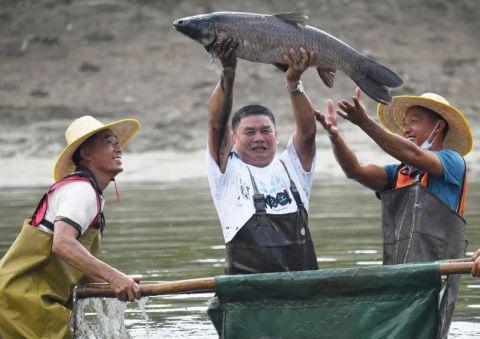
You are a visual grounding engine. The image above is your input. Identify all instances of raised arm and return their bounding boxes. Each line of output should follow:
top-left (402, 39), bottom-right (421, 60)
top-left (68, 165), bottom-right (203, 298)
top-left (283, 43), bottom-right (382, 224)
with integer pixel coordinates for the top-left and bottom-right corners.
top-left (283, 48), bottom-right (317, 171)
top-left (315, 100), bottom-right (388, 192)
top-left (208, 38), bottom-right (238, 173)
top-left (337, 88), bottom-right (444, 177)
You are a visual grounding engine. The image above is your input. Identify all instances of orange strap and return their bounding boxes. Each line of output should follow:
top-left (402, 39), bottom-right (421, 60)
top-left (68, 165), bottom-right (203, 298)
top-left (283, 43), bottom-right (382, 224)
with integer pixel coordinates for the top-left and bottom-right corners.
top-left (394, 166), bottom-right (428, 188)
top-left (394, 165), bottom-right (467, 216)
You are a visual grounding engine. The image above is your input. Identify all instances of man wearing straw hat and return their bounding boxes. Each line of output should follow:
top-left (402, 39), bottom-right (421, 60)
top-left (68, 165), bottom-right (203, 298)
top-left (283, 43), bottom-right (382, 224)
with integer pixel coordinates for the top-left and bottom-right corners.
top-left (0, 116), bottom-right (142, 338)
top-left (315, 88), bottom-right (472, 337)
top-left (315, 88), bottom-right (472, 220)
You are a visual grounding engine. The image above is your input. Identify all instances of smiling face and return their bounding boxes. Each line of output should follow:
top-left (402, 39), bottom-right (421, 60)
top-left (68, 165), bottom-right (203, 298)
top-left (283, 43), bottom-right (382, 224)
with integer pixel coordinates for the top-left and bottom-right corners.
top-left (232, 114), bottom-right (278, 167)
top-left (402, 106), bottom-right (446, 148)
top-left (80, 129), bottom-right (123, 179)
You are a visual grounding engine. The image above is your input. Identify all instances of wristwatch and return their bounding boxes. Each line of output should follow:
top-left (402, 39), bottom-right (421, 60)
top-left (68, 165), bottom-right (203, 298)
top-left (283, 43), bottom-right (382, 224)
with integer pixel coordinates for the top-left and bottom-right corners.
top-left (287, 81), bottom-right (304, 95)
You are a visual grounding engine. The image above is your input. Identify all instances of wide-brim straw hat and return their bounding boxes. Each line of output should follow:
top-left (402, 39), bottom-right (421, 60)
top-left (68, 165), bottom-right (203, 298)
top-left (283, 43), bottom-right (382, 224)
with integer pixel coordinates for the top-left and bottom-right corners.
top-left (53, 115), bottom-right (140, 181)
top-left (377, 93), bottom-right (473, 156)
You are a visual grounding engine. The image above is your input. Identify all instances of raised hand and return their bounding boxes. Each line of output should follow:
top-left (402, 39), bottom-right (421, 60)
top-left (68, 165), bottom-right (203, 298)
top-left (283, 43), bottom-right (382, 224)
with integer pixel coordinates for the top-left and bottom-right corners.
top-left (314, 99), bottom-right (339, 138)
top-left (283, 47), bottom-right (316, 84)
top-left (337, 87), bottom-right (370, 126)
top-left (214, 37), bottom-right (238, 69)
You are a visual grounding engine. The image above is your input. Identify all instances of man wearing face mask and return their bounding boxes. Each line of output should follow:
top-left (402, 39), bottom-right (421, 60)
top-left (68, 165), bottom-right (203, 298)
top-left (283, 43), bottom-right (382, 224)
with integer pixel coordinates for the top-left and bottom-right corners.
top-left (315, 88), bottom-right (472, 222)
top-left (315, 88), bottom-right (473, 337)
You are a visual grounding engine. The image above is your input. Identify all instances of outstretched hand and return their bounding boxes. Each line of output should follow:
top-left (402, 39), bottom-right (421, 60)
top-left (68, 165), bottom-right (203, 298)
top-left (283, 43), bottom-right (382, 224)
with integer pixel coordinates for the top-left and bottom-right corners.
top-left (283, 47), bottom-right (316, 84)
top-left (214, 37), bottom-right (238, 69)
top-left (314, 100), bottom-right (339, 138)
top-left (336, 88), bottom-right (369, 126)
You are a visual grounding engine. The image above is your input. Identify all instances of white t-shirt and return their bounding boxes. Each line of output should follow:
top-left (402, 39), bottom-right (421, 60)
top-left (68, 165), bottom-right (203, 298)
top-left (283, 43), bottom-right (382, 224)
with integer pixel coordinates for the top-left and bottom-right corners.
top-left (207, 135), bottom-right (316, 243)
top-left (37, 181), bottom-right (105, 235)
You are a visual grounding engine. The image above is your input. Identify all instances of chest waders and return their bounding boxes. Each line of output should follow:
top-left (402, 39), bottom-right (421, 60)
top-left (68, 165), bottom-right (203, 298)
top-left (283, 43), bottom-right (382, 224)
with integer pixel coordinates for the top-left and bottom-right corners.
top-left (0, 172), bottom-right (104, 339)
top-left (381, 165), bottom-right (467, 339)
top-left (225, 160), bottom-right (318, 274)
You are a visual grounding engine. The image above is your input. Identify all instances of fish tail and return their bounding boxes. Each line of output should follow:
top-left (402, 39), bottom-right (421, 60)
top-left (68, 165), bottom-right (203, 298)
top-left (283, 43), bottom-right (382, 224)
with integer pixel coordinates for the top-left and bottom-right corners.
top-left (354, 59), bottom-right (403, 104)
top-left (366, 58), bottom-right (403, 87)
top-left (354, 77), bottom-right (391, 104)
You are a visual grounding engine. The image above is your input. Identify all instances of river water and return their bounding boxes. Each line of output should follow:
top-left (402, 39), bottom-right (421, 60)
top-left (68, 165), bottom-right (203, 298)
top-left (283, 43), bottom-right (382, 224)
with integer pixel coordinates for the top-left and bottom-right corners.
top-left (1, 178), bottom-right (479, 338)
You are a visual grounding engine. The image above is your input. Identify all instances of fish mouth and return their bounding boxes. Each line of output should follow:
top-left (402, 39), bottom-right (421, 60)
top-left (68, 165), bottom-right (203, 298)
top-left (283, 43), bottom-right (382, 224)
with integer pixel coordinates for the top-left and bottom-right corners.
top-left (172, 19), bottom-right (186, 31)
top-left (172, 19), bottom-right (186, 33)
top-left (172, 15), bottom-right (216, 47)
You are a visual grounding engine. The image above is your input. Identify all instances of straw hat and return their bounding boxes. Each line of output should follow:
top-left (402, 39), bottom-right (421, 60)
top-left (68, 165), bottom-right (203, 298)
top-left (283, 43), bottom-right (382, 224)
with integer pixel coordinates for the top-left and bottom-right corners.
top-left (53, 115), bottom-right (140, 181)
top-left (377, 93), bottom-right (473, 156)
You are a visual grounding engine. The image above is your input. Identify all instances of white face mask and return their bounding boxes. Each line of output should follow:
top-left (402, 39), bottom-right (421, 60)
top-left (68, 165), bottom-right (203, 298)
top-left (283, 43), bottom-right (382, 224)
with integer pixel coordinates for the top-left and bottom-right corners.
top-left (420, 120), bottom-right (441, 150)
top-left (404, 120), bottom-right (441, 176)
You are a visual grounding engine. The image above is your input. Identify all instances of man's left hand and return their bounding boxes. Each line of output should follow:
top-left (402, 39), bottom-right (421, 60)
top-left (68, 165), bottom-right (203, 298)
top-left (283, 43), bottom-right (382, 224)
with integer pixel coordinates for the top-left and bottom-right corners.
top-left (283, 47), bottom-right (315, 85)
top-left (337, 88), bottom-right (370, 126)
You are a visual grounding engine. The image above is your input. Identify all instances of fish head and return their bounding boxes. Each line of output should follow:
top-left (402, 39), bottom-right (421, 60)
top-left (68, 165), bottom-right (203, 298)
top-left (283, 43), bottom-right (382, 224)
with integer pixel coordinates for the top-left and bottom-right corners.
top-left (173, 14), bottom-right (216, 47)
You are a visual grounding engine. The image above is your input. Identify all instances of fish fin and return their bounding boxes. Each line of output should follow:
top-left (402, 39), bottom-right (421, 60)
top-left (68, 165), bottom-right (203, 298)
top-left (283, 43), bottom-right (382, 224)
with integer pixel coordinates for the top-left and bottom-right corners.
top-left (354, 58), bottom-right (403, 103)
top-left (273, 63), bottom-right (289, 73)
top-left (317, 67), bottom-right (335, 88)
top-left (273, 12), bottom-right (309, 27)
top-left (354, 77), bottom-right (391, 104)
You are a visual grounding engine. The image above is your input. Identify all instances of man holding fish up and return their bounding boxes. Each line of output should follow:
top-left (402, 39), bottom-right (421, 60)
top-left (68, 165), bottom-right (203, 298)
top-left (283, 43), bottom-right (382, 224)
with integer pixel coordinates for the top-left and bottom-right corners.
top-left (173, 11), bottom-right (401, 273)
top-left (205, 38), bottom-right (320, 274)
top-left (173, 12), bottom-right (402, 274)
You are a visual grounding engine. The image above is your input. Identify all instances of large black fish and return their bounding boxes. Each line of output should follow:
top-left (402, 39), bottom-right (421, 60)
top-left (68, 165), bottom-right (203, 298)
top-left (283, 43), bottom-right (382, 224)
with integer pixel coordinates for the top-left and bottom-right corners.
top-left (173, 11), bottom-right (403, 103)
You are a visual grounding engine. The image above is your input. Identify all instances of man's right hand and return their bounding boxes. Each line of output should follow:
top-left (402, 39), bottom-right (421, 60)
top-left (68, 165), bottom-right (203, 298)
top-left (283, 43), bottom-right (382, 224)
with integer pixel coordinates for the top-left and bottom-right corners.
top-left (472, 249), bottom-right (480, 277)
top-left (107, 271), bottom-right (142, 302)
top-left (315, 99), bottom-right (339, 139)
top-left (337, 88), bottom-right (370, 127)
top-left (214, 37), bottom-right (238, 70)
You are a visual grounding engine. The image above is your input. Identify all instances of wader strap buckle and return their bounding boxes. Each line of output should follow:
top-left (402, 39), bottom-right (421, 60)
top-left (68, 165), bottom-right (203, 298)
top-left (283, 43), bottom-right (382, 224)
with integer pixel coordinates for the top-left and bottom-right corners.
top-left (247, 166), bottom-right (269, 227)
top-left (246, 166), bottom-right (267, 213)
top-left (253, 193), bottom-right (268, 226)
top-left (253, 193), bottom-right (267, 213)
top-left (279, 159), bottom-right (304, 207)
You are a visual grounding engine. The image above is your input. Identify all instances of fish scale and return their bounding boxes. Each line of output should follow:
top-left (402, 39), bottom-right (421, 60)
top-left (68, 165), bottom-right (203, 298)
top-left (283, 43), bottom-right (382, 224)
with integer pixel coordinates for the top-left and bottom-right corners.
top-left (174, 11), bottom-right (402, 103)
top-left (224, 14), bottom-right (352, 69)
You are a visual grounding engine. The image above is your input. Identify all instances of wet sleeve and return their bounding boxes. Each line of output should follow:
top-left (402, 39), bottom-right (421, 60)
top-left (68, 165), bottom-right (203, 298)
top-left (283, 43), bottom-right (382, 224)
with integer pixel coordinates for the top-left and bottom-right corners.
top-left (55, 182), bottom-right (99, 235)
top-left (436, 150), bottom-right (465, 186)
